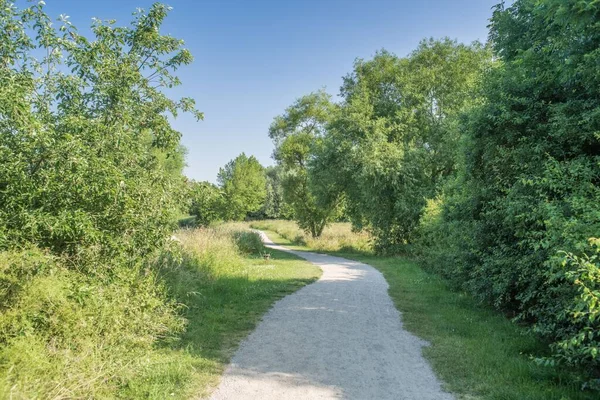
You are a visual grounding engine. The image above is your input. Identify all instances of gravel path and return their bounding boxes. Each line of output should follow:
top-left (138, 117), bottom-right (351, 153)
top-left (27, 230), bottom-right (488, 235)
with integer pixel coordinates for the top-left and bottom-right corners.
top-left (209, 231), bottom-right (454, 400)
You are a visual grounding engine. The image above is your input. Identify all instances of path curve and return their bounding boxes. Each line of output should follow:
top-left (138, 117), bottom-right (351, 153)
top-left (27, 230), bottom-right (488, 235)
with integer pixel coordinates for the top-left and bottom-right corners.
top-left (209, 231), bottom-right (454, 400)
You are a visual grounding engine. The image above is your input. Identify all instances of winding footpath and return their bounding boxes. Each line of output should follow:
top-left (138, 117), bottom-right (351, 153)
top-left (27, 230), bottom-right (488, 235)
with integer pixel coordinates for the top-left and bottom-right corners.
top-left (209, 232), bottom-right (454, 400)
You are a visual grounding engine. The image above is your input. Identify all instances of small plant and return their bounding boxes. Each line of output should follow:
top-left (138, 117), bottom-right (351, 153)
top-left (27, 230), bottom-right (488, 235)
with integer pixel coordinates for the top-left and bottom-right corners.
top-left (233, 230), bottom-right (265, 255)
top-left (261, 251), bottom-right (272, 264)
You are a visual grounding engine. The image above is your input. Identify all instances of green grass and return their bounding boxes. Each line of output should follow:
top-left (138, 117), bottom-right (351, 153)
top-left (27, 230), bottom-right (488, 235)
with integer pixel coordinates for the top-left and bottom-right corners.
top-left (0, 225), bottom-right (320, 399)
top-left (250, 219), bottom-right (372, 253)
top-left (254, 221), bottom-right (594, 400)
top-left (131, 225), bottom-right (322, 399)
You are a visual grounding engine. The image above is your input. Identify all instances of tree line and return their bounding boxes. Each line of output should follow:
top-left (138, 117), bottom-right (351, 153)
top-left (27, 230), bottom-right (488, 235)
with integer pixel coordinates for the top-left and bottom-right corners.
top-left (187, 154), bottom-right (291, 225)
top-left (191, 0), bottom-right (600, 387)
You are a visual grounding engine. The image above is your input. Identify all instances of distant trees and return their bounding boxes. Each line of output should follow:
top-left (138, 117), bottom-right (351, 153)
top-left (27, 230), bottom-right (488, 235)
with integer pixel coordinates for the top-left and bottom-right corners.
top-left (268, 91), bottom-right (343, 237)
top-left (189, 153), bottom-right (269, 225)
top-left (189, 181), bottom-right (223, 226)
top-left (261, 166), bottom-right (292, 219)
top-left (218, 153), bottom-right (267, 221)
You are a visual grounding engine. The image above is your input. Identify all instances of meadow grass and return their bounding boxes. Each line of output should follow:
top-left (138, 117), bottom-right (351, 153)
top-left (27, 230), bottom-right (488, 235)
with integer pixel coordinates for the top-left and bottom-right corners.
top-left (254, 220), bottom-right (594, 400)
top-left (250, 219), bottom-right (372, 253)
top-left (124, 223), bottom-right (321, 399)
top-left (0, 224), bottom-right (320, 399)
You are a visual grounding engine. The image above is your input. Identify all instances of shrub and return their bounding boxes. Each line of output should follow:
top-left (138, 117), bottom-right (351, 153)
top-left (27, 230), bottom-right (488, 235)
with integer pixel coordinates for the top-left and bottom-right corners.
top-left (189, 181), bottom-right (224, 226)
top-left (233, 231), bottom-right (265, 255)
top-left (0, 2), bottom-right (201, 259)
top-left (0, 248), bottom-right (184, 398)
top-left (415, 0), bottom-right (600, 387)
top-left (536, 239), bottom-right (600, 388)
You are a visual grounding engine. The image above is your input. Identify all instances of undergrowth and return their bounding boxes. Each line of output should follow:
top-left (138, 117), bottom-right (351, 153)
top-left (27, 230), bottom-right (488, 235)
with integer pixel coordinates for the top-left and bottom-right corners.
top-left (0, 224), bottom-right (320, 399)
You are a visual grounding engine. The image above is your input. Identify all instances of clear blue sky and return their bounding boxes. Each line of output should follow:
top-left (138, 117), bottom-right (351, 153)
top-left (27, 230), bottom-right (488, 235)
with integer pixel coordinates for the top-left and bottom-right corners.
top-left (41, 0), bottom-right (503, 183)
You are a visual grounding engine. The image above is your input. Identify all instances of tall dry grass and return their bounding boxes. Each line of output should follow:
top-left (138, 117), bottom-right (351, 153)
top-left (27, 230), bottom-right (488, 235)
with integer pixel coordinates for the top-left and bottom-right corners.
top-left (172, 223), bottom-right (265, 279)
top-left (250, 220), bottom-right (373, 253)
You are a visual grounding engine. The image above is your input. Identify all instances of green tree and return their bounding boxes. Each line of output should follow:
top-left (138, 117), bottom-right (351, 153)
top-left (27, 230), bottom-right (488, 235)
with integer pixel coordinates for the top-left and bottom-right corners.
top-left (0, 1), bottom-right (202, 259)
top-left (269, 90), bottom-right (342, 237)
top-left (189, 181), bottom-right (223, 226)
top-left (0, 3), bottom-right (201, 397)
top-left (217, 153), bottom-right (267, 221)
top-left (316, 40), bottom-right (490, 251)
top-left (259, 165), bottom-right (292, 219)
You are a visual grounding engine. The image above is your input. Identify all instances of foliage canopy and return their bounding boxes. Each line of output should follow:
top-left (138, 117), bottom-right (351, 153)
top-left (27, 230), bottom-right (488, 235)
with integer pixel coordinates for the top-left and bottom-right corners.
top-left (416, 0), bottom-right (600, 385)
top-left (314, 40), bottom-right (490, 250)
top-left (217, 153), bottom-right (267, 221)
top-left (268, 90), bottom-right (343, 237)
top-left (0, 1), bottom-right (201, 259)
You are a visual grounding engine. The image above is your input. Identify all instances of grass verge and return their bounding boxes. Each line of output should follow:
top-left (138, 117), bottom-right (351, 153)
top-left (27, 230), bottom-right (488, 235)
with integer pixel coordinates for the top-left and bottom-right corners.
top-left (141, 224), bottom-right (321, 399)
top-left (0, 224), bottom-right (320, 399)
top-left (253, 221), bottom-right (594, 400)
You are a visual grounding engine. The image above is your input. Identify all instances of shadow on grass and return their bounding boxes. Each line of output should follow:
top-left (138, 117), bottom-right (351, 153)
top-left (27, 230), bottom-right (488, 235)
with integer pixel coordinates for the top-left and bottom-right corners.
top-left (177, 215), bottom-right (197, 228)
top-left (152, 248), bottom-right (320, 397)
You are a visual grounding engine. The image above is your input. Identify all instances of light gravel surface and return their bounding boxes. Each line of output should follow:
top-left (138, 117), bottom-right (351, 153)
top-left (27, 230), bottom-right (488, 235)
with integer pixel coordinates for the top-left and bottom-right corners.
top-left (209, 231), bottom-right (454, 400)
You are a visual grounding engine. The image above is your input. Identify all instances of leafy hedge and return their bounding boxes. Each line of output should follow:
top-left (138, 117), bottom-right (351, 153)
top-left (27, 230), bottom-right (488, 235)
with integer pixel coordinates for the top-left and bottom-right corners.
top-left (416, 0), bottom-right (600, 388)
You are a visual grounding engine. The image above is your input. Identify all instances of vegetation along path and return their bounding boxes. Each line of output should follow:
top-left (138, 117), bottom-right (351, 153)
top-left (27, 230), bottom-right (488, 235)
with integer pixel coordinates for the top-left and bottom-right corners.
top-left (210, 231), bottom-right (453, 400)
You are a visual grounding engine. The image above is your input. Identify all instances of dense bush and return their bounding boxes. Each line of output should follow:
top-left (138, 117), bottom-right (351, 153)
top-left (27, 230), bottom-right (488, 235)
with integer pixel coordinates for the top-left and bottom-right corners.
top-left (0, 2), bottom-right (203, 397)
top-left (543, 242), bottom-right (600, 376)
top-left (416, 0), bottom-right (600, 386)
top-left (0, 2), bottom-right (200, 258)
top-left (189, 181), bottom-right (224, 226)
top-left (232, 230), bottom-right (265, 255)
